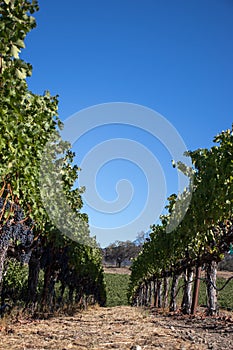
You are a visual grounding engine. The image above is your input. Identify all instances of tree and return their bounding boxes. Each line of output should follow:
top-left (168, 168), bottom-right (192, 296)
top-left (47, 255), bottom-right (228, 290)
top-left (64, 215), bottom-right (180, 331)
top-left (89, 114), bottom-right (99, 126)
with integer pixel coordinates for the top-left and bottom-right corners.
top-left (104, 240), bottom-right (140, 268)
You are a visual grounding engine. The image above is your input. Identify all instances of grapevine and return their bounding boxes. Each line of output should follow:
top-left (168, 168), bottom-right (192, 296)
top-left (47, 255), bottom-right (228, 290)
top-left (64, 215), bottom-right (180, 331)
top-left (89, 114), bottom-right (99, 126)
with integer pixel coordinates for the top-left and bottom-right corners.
top-left (129, 126), bottom-right (233, 316)
top-left (0, 0), bottom-right (106, 314)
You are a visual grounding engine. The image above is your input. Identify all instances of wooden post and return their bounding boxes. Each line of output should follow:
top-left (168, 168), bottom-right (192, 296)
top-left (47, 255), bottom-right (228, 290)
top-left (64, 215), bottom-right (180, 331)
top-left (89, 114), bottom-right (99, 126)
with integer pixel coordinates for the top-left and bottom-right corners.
top-left (191, 265), bottom-right (201, 315)
top-left (153, 278), bottom-right (158, 308)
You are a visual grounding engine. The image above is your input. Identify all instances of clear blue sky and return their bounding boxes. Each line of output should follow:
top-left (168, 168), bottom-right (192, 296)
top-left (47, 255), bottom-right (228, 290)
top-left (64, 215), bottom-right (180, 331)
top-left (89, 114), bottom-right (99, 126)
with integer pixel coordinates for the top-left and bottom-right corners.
top-left (22, 0), bottom-right (233, 247)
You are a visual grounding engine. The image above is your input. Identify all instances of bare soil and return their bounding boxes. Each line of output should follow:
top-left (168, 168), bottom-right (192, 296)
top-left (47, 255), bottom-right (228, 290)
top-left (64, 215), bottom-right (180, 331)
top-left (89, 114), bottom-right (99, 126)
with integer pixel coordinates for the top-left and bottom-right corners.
top-left (103, 266), bottom-right (131, 275)
top-left (216, 270), bottom-right (233, 279)
top-left (0, 306), bottom-right (232, 350)
top-left (0, 270), bottom-right (232, 349)
top-left (103, 266), bottom-right (233, 279)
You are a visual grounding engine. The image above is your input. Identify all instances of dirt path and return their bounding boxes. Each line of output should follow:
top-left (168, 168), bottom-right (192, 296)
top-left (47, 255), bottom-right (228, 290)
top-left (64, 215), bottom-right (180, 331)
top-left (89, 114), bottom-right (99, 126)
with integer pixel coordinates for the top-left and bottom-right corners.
top-left (0, 306), bottom-right (232, 350)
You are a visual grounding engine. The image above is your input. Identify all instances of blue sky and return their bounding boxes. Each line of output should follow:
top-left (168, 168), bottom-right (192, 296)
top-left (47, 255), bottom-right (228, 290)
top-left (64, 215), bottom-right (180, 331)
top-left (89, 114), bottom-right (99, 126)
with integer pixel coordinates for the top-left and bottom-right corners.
top-left (22, 0), bottom-right (233, 247)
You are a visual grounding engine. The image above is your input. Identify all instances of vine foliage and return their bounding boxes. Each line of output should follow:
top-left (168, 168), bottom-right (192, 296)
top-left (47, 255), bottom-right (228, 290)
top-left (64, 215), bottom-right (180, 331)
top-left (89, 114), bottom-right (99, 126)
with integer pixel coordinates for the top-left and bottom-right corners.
top-left (0, 0), bottom-right (106, 313)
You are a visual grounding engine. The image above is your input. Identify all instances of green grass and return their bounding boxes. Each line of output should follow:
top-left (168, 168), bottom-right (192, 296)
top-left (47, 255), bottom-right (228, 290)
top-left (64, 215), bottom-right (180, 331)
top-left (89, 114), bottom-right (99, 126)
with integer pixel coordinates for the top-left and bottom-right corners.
top-left (104, 272), bottom-right (233, 310)
top-left (199, 277), bottom-right (233, 309)
top-left (104, 273), bottom-right (130, 307)
top-left (176, 277), bottom-right (233, 310)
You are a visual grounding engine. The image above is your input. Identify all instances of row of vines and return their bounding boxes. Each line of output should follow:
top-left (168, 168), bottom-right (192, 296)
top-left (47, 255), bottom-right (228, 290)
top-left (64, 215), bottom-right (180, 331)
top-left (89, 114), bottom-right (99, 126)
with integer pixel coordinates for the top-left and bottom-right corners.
top-left (0, 0), bottom-right (106, 315)
top-left (129, 125), bottom-right (233, 315)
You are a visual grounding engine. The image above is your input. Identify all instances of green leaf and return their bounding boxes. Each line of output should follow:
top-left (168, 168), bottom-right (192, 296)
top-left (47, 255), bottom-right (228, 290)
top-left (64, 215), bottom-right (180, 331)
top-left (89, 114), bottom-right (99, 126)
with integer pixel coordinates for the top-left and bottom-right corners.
top-left (16, 39), bottom-right (25, 49)
top-left (15, 68), bottom-right (27, 79)
top-left (11, 45), bottom-right (20, 58)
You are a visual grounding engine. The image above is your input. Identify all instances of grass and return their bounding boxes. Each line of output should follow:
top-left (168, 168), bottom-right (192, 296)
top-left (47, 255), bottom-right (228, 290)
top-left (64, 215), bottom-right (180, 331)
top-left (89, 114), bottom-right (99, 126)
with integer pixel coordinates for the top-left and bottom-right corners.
top-left (104, 272), bottom-right (233, 310)
top-left (175, 276), bottom-right (233, 310)
top-left (104, 273), bottom-right (130, 307)
top-left (199, 277), bottom-right (233, 309)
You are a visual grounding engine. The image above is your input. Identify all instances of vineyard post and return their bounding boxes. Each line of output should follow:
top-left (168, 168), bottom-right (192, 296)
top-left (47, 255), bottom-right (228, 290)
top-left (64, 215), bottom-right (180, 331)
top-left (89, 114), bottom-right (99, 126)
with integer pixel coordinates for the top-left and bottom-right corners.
top-left (153, 278), bottom-right (158, 307)
top-left (142, 283), bottom-right (145, 305)
top-left (148, 280), bottom-right (152, 306)
top-left (191, 264), bottom-right (201, 315)
top-left (145, 281), bottom-right (149, 306)
top-left (150, 280), bottom-right (154, 307)
top-left (157, 279), bottom-right (162, 308)
top-left (139, 285), bottom-right (143, 306)
top-left (206, 260), bottom-right (218, 316)
top-left (181, 266), bottom-right (194, 314)
top-left (162, 275), bottom-right (169, 308)
top-left (169, 272), bottom-right (179, 312)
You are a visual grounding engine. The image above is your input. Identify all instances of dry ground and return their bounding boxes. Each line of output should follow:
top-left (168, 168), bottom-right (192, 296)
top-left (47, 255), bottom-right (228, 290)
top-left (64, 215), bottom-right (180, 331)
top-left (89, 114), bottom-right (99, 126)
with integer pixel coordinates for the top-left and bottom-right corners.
top-left (0, 269), bottom-right (232, 349)
top-left (0, 305), bottom-right (232, 350)
top-left (103, 266), bottom-right (131, 275)
top-left (103, 266), bottom-right (233, 279)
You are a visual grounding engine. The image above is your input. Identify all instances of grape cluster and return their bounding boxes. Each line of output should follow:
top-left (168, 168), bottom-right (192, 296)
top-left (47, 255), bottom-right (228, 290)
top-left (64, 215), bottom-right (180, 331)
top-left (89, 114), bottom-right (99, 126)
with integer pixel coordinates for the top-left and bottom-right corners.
top-left (0, 197), bottom-right (34, 262)
top-left (0, 224), bottom-right (13, 249)
top-left (0, 197), bottom-right (10, 212)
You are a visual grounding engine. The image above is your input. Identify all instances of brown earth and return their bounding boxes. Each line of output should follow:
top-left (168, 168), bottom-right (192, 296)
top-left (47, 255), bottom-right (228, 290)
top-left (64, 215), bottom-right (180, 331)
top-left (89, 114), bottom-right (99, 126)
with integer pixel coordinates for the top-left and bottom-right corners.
top-left (103, 265), bottom-right (233, 296)
top-left (0, 269), bottom-right (232, 349)
top-left (103, 266), bottom-right (131, 275)
top-left (0, 305), bottom-right (232, 350)
top-left (216, 270), bottom-right (233, 279)
top-left (103, 266), bottom-right (233, 280)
